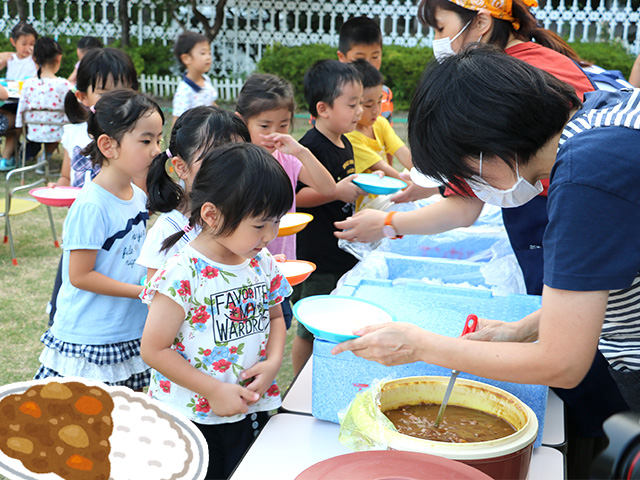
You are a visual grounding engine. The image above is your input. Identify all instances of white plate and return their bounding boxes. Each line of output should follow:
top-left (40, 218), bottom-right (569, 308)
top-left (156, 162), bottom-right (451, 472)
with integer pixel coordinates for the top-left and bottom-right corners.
top-left (0, 378), bottom-right (208, 480)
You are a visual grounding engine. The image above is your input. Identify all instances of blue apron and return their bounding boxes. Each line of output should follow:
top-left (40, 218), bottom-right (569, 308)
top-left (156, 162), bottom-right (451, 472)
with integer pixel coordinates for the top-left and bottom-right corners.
top-left (502, 195), bottom-right (629, 435)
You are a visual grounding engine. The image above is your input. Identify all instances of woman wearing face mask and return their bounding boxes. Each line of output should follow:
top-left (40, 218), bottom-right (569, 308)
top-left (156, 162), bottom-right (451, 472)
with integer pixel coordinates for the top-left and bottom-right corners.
top-left (333, 1), bottom-right (627, 473)
top-left (336, 0), bottom-right (594, 295)
top-left (334, 44), bottom-right (639, 464)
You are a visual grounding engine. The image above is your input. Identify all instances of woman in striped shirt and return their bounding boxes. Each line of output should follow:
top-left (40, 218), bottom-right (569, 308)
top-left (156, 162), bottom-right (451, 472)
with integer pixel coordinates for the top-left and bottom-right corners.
top-left (334, 45), bottom-right (640, 412)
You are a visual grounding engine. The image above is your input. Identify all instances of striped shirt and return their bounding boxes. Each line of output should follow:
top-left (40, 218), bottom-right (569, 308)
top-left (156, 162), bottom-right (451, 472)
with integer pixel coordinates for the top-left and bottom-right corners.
top-left (556, 88), bottom-right (640, 372)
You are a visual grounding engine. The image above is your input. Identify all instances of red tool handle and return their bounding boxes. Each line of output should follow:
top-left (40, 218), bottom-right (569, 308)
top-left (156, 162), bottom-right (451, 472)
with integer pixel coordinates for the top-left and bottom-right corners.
top-left (461, 314), bottom-right (478, 336)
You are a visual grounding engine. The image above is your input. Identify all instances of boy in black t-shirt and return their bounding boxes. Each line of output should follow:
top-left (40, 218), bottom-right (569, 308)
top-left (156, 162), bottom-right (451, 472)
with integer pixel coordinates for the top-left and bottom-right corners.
top-left (291, 59), bottom-right (366, 374)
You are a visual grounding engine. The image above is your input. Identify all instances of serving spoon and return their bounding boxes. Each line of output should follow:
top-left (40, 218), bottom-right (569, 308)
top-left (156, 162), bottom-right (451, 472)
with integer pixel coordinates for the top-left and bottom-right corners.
top-left (433, 314), bottom-right (479, 428)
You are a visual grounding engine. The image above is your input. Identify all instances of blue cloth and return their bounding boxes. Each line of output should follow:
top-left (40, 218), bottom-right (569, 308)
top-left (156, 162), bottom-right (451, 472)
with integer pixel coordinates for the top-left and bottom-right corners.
top-left (52, 182), bottom-right (149, 344)
top-left (545, 90), bottom-right (640, 291)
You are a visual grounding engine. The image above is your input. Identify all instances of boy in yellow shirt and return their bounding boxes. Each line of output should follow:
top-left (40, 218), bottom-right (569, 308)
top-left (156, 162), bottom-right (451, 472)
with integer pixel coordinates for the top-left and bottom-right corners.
top-left (346, 59), bottom-right (411, 178)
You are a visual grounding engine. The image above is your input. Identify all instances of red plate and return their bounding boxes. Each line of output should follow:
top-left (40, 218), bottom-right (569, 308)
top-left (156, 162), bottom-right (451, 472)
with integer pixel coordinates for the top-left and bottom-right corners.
top-left (30, 186), bottom-right (81, 207)
top-left (295, 450), bottom-right (493, 480)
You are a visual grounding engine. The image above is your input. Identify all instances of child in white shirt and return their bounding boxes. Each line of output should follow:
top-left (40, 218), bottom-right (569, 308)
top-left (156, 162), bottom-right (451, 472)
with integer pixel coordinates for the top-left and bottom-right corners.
top-left (171, 31), bottom-right (217, 126)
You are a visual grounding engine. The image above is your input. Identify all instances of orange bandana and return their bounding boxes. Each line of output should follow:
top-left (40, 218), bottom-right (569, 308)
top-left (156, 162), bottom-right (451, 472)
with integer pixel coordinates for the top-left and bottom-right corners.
top-left (449, 0), bottom-right (538, 29)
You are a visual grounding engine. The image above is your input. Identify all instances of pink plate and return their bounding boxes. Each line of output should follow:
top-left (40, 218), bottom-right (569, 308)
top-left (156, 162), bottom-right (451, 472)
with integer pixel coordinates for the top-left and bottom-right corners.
top-left (29, 186), bottom-right (81, 207)
top-left (295, 450), bottom-right (493, 480)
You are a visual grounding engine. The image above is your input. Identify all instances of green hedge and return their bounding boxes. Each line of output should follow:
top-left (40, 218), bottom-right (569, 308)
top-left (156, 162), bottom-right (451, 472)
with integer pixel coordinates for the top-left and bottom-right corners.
top-left (569, 40), bottom-right (636, 78)
top-left (257, 43), bottom-right (433, 111)
top-left (257, 40), bottom-right (637, 112)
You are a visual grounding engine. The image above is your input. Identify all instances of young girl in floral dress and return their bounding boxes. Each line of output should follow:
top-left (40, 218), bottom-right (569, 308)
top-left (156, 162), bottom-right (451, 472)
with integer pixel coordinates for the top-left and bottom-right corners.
top-left (140, 142), bottom-right (293, 479)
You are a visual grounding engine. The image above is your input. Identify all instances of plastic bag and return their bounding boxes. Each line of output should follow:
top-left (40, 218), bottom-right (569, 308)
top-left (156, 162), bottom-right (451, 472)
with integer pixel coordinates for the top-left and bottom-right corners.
top-left (480, 238), bottom-right (527, 295)
top-left (338, 379), bottom-right (396, 451)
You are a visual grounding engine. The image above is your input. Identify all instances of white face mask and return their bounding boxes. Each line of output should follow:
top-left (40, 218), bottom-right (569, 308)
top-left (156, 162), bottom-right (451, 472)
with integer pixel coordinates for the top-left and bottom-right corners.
top-left (469, 153), bottom-right (543, 208)
top-left (432, 20), bottom-right (472, 63)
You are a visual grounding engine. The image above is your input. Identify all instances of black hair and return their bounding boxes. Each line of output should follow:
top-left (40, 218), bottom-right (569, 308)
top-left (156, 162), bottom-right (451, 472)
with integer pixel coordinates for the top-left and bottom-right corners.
top-left (236, 73), bottom-right (295, 122)
top-left (33, 37), bottom-right (62, 76)
top-left (77, 36), bottom-right (103, 52)
top-left (303, 59), bottom-right (361, 117)
top-left (418, 0), bottom-right (590, 67)
top-left (350, 58), bottom-right (384, 89)
top-left (174, 31), bottom-right (209, 68)
top-left (82, 89), bottom-right (164, 168)
top-left (407, 44), bottom-right (580, 192)
top-left (64, 47), bottom-right (139, 124)
top-left (338, 16), bottom-right (383, 54)
top-left (162, 143), bottom-right (293, 251)
top-left (147, 105), bottom-right (251, 213)
top-left (10, 22), bottom-right (37, 41)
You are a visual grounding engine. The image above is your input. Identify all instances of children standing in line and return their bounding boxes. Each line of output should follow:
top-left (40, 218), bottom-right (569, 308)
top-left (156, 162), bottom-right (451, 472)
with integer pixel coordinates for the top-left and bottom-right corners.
top-left (291, 60), bottom-right (365, 374)
top-left (138, 106), bottom-right (251, 281)
top-left (67, 36), bottom-right (103, 85)
top-left (172, 31), bottom-right (218, 125)
top-left (16, 37), bottom-right (71, 166)
top-left (0, 22), bottom-right (38, 171)
top-left (35, 89), bottom-right (164, 389)
top-left (337, 16), bottom-right (393, 125)
top-left (141, 142), bottom-right (293, 479)
top-left (236, 73), bottom-right (336, 328)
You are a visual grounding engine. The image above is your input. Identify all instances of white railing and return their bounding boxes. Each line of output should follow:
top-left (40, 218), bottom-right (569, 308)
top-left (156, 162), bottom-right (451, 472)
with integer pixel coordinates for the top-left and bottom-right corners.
top-left (139, 73), bottom-right (244, 101)
top-left (2, 0), bottom-right (639, 99)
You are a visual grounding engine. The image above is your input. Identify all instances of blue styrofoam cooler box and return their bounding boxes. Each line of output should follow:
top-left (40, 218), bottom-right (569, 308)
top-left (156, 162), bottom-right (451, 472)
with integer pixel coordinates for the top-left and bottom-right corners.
top-left (311, 280), bottom-right (547, 447)
top-left (378, 227), bottom-right (507, 261)
top-left (349, 252), bottom-right (489, 288)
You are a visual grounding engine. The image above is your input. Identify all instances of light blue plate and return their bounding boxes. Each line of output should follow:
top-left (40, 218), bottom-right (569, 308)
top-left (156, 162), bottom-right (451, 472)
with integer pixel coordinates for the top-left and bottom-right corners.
top-left (293, 295), bottom-right (395, 344)
top-left (352, 173), bottom-right (407, 195)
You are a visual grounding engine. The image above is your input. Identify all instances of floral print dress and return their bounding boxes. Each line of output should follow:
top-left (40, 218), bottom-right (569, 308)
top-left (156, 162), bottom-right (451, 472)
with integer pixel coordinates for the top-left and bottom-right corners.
top-left (141, 244), bottom-right (292, 425)
top-left (15, 76), bottom-right (71, 142)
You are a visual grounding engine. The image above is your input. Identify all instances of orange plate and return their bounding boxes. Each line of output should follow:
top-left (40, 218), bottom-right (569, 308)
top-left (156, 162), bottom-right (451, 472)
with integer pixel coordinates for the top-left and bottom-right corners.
top-left (29, 186), bottom-right (81, 207)
top-left (278, 260), bottom-right (316, 286)
top-left (278, 213), bottom-right (313, 237)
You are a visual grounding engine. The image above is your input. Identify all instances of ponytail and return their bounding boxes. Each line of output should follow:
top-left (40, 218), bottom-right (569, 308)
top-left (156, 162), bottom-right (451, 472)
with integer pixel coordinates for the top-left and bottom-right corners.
top-left (161, 222), bottom-right (194, 252)
top-left (146, 151), bottom-right (185, 213)
top-left (64, 90), bottom-right (89, 124)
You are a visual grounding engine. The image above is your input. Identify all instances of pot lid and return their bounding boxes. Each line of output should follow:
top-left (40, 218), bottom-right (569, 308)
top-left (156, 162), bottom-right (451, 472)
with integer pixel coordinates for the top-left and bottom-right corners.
top-left (295, 450), bottom-right (494, 480)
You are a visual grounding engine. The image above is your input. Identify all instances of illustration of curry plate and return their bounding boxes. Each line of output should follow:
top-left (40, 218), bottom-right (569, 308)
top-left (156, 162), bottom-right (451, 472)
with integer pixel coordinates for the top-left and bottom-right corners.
top-left (0, 378), bottom-right (208, 480)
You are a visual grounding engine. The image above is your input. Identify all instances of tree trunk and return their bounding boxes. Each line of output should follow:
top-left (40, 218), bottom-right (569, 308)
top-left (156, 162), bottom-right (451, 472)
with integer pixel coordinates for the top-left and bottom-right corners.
top-left (120, 0), bottom-right (130, 48)
top-left (189, 0), bottom-right (227, 42)
top-left (15, 0), bottom-right (26, 22)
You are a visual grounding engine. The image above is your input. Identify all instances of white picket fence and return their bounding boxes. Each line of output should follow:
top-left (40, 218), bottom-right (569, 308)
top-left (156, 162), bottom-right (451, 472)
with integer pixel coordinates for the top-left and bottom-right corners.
top-left (3, 0), bottom-right (640, 100)
top-left (139, 74), bottom-right (244, 101)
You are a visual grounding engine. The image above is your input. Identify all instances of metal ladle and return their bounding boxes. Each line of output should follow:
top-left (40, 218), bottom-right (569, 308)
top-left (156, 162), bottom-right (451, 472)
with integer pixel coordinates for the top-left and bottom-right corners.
top-left (433, 314), bottom-right (479, 428)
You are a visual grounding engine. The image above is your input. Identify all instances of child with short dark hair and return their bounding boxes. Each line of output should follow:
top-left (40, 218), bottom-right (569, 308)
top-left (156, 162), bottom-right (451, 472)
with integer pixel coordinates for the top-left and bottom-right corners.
top-left (16, 37), bottom-right (71, 164)
top-left (346, 59), bottom-right (410, 177)
top-left (337, 16), bottom-right (393, 124)
top-left (68, 36), bottom-right (103, 84)
top-left (291, 59), bottom-right (366, 373)
top-left (141, 142), bottom-right (293, 479)
top-left (172, 31), bottom-right (218, 125)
